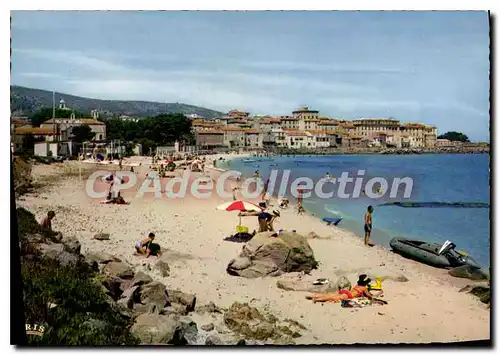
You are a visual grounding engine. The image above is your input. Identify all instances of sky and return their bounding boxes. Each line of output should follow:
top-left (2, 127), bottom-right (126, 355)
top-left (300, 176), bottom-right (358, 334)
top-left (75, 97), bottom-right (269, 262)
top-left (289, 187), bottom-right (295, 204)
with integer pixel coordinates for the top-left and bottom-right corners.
top-left (11, 11), bottom-right (490, 141)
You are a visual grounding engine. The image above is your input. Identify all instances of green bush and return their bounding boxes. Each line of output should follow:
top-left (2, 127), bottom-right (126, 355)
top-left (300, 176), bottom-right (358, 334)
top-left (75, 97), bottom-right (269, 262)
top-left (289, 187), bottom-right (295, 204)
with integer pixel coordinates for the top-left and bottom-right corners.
top-left (18, 207), bottom-right (139, 345)
top-left (22, 257), bottom-right (139, 345)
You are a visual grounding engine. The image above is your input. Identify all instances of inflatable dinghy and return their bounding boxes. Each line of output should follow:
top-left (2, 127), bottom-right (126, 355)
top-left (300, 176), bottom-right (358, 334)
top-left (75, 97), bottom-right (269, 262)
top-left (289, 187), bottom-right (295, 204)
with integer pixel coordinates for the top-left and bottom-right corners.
top-left (389, 238), bottom-right (480, 269)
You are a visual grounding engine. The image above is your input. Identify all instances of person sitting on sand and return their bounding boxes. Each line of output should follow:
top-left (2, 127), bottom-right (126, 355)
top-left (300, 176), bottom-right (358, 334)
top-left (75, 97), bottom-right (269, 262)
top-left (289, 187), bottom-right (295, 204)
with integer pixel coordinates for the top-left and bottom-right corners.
top-left (307, 274), bottom-right (377, 303)
top-left (41, 211), bottom-right (55, 232)
top-left (261, 178), bottom-right (270, 201)
top-left (279, 198), bottom-right (289, 209)
top-left (135, 232), bottom-right (156, 258)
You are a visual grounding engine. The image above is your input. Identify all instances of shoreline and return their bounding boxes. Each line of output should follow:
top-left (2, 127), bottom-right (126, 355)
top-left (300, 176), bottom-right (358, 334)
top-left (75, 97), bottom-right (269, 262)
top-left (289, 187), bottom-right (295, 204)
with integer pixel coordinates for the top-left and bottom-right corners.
top-left (16, 155), bottom-right (490, 344)
top-left (266, 148), bottom-right (489, 156)
top-left (221, 154), bottom-right (490, 269)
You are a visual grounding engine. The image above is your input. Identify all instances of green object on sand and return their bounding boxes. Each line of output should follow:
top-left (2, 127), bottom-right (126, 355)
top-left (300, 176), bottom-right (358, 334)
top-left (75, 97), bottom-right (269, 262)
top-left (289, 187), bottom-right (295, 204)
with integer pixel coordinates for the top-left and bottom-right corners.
top-left (389, 238), bottom-right (481, 269)
top-left (148, 243), bottom-right (161, 256)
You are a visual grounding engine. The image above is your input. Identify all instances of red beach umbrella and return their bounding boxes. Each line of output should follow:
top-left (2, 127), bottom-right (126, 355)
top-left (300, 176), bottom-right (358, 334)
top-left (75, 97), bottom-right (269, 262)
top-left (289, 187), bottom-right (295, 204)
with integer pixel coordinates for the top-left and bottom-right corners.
top-left (217, 200), bottom-right (263, 226)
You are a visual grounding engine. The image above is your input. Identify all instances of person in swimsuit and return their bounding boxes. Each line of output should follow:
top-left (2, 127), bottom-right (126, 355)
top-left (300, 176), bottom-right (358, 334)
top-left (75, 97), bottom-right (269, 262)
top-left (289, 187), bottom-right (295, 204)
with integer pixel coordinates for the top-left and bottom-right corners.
top-left (135, 232), bottom-right (155, 258)
top-left (364, 205), bottom-right (374, 246)
top-left (307, 274), bottom-right (376, 303)
top-left (261, 178), bottom-right (270, 201)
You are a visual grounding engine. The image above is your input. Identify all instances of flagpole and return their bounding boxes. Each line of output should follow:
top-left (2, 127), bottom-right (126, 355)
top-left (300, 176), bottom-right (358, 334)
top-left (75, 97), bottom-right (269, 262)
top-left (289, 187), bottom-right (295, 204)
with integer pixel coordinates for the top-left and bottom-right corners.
top-left (52, 91), bottom-right (55, 141)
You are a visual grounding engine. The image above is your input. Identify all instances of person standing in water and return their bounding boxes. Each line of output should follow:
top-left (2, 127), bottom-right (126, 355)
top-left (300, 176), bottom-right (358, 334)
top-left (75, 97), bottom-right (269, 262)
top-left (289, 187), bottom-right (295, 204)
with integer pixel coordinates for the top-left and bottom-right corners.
top-left (364, 205), bottom-right (374, 246)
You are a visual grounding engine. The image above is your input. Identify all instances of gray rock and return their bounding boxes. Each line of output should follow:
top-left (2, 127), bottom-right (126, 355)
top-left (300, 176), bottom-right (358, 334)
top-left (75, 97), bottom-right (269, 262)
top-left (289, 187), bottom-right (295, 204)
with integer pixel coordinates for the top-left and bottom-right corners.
top-left (94, 233), bottom-right (110, 240)
top-left (167, 289), bottom-right (196, 313)
top-left (215, 324), bottom-right (230, 334)
top-left (201, 323), bottom-right (215, 331)
top-left (133, 303), bottom-right (149, 314)
top-left (38, 243), bottom-right (79, 266)
top-left (96, 274), bottom-right (124, 300)
top-left (205, 334), bottom-right (224, 345)
top-left (164, 303), bottom-right (190, 316)
top-left (139, 282), bottom-right (170, 310)
top-left (62, 236), bottom-right (81, 254)
top-left (103, 261), bottom-right (135, 279)
top-left (449, 265), bottom-right (489, 281)
top-left (85, 251), bottom-right (121, 264)
top-left (131, 271), bottom-right (153, 287)
top-left (131, 313), bottom-right (187, 344)
top-left (179, 318), bottom-right (198, 344)
top-left (228, 257), bottom-right (252, 270)
top-left (227, 231), bottom-right (318, 278)
top-left (117, 285), bottom-right (139, 309)
top-left (196, 301), bottom-right (223, 314)
top-left (147, 303), bottom-right (161, 315)
top-left (154, 260), bottom-right (170, 277)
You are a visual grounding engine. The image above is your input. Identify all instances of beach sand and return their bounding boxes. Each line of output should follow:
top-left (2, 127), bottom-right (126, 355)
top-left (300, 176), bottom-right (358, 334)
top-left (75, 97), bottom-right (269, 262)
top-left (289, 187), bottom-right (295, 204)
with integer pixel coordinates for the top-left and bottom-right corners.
top-left (16, 155), bottom-right (490, 344)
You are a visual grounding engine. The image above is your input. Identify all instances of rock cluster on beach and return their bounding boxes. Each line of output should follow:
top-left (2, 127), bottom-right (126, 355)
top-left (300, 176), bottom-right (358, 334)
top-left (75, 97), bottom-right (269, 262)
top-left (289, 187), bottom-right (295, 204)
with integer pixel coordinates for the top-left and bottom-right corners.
top-left (226, 231), bottom-right (318, 278)
top-left (17, 207), bottom-right (306, 345)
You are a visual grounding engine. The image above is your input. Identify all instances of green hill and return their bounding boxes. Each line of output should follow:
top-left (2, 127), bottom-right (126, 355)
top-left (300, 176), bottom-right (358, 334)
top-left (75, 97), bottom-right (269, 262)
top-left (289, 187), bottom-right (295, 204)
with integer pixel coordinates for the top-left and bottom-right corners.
top-left (10, 85), bottom-right (224, 118)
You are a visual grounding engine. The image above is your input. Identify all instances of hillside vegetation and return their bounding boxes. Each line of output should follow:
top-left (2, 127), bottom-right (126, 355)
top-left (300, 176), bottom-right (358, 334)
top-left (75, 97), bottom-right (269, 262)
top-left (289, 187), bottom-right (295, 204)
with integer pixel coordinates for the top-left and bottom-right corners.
top-left (10, 85), bottom-right (224, 118)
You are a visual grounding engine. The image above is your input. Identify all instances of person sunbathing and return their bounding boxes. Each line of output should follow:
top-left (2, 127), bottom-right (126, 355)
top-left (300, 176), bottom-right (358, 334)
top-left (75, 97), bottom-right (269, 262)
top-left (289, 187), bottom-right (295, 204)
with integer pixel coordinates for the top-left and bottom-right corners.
top-left (307, 275), bottom-right (376, 303)
top-left (135, 232), bottom-right (156, 258)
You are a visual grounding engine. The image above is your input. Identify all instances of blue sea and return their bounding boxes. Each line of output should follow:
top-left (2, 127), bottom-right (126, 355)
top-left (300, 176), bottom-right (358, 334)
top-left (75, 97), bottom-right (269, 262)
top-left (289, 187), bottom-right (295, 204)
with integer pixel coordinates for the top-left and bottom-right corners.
top-left (221, 154), bottom-right (491, 267)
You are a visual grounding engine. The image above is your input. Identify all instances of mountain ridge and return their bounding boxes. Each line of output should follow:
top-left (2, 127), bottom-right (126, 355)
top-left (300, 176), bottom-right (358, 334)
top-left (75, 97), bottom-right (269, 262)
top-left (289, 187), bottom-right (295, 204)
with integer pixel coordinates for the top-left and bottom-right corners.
top-left (10, 85), bottom-right (224, 118)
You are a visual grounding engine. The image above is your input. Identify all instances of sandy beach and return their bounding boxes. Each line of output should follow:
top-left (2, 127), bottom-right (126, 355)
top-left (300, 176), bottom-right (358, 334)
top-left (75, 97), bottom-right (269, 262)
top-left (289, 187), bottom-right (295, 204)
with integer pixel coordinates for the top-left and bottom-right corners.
top-left (16, 154), bottom-right (490, 344)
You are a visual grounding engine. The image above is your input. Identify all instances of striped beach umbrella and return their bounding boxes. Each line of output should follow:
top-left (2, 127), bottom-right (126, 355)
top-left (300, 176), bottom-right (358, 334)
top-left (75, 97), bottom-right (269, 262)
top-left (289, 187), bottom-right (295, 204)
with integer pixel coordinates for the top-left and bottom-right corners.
top-left (217, 200), bottom-right (263, 226)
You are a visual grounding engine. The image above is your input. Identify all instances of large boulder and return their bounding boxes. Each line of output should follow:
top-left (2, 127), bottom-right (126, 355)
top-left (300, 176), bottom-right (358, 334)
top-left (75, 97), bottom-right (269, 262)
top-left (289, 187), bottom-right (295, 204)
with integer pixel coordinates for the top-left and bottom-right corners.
top-left (85, 251), bottom-right (121, 265)
top-left (139, 282), bottom-right (170, 310)
top-left (38, 243), bottom-right (80, 266)
top-left (131, 313), bottom-right (187, 344)
top-left (93, 233), bottom-right (110, 240)
top-left (131, 271), bottom-right (153, 287)
top-left (62, 236), bottom-right (81, 254)
top-left (223, 302), bottom-right (302, 342)
top-left (103, 261), bottom-right (135, 279)
top-left (227, 231), bottom-right (318, 278)
top-left (117, 285), bottom-right (140, 309)
top-left (167, 289), bottom-right (197, 313)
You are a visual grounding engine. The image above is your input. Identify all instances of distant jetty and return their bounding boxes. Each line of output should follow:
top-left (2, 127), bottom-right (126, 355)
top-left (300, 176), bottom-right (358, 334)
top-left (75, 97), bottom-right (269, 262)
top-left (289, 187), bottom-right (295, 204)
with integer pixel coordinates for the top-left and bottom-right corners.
top-left (272, 145), bottom-right (489, 156)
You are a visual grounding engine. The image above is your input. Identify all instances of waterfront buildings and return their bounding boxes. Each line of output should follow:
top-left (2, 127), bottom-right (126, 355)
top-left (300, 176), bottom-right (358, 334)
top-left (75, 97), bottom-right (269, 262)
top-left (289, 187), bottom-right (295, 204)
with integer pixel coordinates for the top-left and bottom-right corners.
top-left (193, 106), bottom-right (438, 150)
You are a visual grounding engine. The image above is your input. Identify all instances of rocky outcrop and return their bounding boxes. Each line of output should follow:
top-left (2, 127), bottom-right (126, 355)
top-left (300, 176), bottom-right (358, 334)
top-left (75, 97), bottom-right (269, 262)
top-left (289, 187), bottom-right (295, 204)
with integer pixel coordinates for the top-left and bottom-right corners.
top-left (139, 282), bottom-right (170, 310)
top-left (131, 313), bottom-right (188, 345)
top-left (93, 233), bottom-right (110, 241)
top-left (449, 265), bottom-right (489, 281)
top-left (38, 243), bottom-right (80, 266)
top-left (459, 283), bottom-right (490, 305)
top-left (223, 302), bottom-right (303, 343)
top-left (85, 251), bottom-right (121, 265)
top-left (103, 261), bottom-right (135, 279)
top-left (62, 236), bottom-right (81, 254)
top-left (227, 231), bottom-right (318, 278)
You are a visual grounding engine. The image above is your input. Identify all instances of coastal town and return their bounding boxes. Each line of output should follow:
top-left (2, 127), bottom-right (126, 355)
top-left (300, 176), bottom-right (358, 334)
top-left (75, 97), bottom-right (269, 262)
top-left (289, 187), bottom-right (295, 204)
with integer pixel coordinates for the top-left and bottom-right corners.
top-left (10, 100), bottom-right (488, 157)
top-left (10, 11), bottom-right (490, 347)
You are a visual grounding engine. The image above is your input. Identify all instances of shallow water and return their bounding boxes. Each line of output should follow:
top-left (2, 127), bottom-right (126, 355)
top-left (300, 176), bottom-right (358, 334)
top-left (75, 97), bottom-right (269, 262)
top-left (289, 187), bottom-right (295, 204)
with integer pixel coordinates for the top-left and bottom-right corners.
top-left (222, 154), bottom-right (491, 266)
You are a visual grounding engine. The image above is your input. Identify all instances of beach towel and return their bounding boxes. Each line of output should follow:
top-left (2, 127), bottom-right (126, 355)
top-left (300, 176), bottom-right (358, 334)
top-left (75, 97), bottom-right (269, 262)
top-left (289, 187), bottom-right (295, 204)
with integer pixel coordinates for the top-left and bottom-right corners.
top-left (341, 297), bottom-right (388, 308)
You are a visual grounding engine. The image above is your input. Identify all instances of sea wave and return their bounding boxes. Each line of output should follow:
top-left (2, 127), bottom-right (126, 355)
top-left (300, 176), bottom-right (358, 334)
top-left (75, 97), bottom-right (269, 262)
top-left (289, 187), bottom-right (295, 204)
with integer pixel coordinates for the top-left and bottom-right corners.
top-left (324, 204), bottom-right (343, 217)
